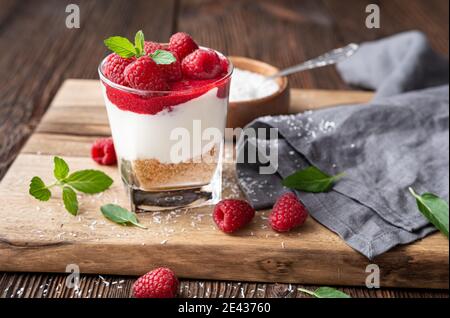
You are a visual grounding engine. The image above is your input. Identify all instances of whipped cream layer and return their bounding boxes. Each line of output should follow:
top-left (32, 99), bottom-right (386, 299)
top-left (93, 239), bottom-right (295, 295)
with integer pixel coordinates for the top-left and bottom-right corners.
top-left (103, 86), bottom-right (227, 163)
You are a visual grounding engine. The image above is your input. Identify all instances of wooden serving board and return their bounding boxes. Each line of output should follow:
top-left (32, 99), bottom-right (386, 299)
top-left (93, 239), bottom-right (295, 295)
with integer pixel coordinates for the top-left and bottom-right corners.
top-left (0, 80), bottom-right (447, 289)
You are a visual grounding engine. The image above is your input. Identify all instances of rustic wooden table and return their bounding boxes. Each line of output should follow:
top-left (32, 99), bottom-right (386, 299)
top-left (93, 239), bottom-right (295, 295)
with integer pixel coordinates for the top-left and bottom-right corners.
top-left (0, 0), bottom-right (448, 298)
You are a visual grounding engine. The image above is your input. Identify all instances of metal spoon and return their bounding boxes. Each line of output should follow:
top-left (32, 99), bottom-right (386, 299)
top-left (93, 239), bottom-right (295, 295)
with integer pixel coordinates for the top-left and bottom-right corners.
top-left (264, 43), bottom-right (359, 81)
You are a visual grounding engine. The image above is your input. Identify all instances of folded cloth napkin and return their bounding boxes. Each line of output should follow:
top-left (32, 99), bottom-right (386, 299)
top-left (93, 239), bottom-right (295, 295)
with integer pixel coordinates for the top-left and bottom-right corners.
top-left (236, 31), bottom-right (449, 259)
top-left (337, 31), bottom-right (449, 99)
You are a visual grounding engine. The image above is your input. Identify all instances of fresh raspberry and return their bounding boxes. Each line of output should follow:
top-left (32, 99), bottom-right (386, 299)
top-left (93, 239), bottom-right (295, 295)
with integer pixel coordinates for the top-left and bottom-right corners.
top-left (213, 199), bottom-right (255, 233)
top-left (124, 56), bottom-right (169, 91)
top-left (133, 267), bottom-right (179, 298)
top-left (182, 49), bottom-right (222, 80)
top-left (269, 193), bottom-right (309, 232)
top-left (159, 53), bottom-right (182, 82)
top-left (103, 53), bottom-right (134, 86)
top-left (168, 32), bottom-right (199, 60)
top-left (219, 55), bottom-right (229, 74)
top-left (144, 41), bottom-right (163, 54)
top-left (91, 137), bottom-right (117, 165)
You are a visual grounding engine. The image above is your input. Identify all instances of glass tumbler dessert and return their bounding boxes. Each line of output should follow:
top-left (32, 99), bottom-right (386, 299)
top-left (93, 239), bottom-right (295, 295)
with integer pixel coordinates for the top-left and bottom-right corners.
top-left (98, 38), bottom-right (232, 212)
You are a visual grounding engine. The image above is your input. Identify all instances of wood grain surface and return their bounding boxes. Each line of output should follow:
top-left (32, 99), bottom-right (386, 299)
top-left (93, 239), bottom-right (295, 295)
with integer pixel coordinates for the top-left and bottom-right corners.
top-left (0, 0), bottom-right (448, 298)
top-left (1, 79), bottom-right (449, 297)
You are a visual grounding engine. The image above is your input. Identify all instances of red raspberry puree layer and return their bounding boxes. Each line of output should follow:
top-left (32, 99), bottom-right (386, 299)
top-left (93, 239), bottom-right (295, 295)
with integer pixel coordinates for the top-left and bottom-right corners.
top-left (104, 76), bottom-right (230, 115)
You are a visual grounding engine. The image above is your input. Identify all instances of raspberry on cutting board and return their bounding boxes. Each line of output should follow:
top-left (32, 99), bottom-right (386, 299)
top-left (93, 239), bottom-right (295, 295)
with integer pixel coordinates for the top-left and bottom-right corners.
top-left (133, 267), bottom-right (179, 298)
top-left (213, 199), bottom-right (255, 233)
top-left (91, 137), bottom-right (117, 166)
top-left (269, 193), bottom-right (309, 232)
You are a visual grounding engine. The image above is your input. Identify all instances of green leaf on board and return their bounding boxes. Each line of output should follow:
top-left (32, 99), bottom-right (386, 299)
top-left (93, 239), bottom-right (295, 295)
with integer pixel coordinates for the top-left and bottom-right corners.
top-left (62, 186), bottom-right (78, 216)
top-left (100, 204), bottom-right (147, 229)
top-left (53, 156), bottom-right (70, 180)
top-left (65, 170), bottom-right (113, 194)
top-left (298, 287), bottom-right (351, 298)
top-left (29, 176), bottom-right (51, 201)
top-left (29, 157), bottom-right (114, 216)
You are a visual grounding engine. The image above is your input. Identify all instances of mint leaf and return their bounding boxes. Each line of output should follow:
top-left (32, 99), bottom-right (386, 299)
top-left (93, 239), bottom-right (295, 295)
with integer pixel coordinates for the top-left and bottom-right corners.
top-left (282, 166), bottom-right (344, 193)
top-left (29, 157), bottom-right (114, 216)
top-left (409, 188), bottom-right (449, 238)
top-left (62, 186), bottom-right (78, 216)
top-left (149, 50), bottom-right (176, 65)
top-left (134, 30), bottom-right (145, 57)
top-left (65, 170), bottom-right (113, 194)
top-left (298, 287), bottom-right (351, 298)
top-left (313, 287), bottom-right (351, 298)
top-left (29, 177), bottom-right (51, 201)
top-left (100, 204), bottom-right (147, 229)
top-left (54, 156), bottom-right (69, 180)
top-left (104, 36), bottom-right (137, 58)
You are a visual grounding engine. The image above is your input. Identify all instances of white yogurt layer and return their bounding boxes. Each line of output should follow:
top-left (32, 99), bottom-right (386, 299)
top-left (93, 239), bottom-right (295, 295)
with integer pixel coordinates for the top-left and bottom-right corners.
top-left (229, 68), bottom-right (279, 102)
top-left (103, 87), bottom-right (227, 163)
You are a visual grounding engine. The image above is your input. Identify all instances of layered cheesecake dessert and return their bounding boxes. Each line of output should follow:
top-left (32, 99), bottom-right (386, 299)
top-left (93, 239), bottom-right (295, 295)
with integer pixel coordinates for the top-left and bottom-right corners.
top-left (98, 31), bottom-right (232, 211)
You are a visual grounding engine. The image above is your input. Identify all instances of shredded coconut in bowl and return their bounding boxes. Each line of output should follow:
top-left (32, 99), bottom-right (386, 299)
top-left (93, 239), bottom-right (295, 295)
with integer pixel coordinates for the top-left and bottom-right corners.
top-left (229, 68), bottom-right (279, 102)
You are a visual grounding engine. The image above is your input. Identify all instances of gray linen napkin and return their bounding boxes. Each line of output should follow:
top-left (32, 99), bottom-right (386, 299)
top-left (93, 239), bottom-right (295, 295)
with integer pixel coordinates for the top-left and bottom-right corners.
top-left (236, 31), bottom-right (449, 259)
top-left (337, 31), bottom-right (449, 98)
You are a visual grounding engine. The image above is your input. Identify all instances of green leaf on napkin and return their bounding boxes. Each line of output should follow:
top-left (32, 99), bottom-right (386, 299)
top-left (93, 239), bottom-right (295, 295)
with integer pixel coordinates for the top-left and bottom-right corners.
top-left (298, 287), bottom-right (351, 298)
top-left (101, 204), bottom-right (147, 229)
top-left (282, 166), bottom-right (345, 193)
top-left (409, 187), bottom-right (449, 238)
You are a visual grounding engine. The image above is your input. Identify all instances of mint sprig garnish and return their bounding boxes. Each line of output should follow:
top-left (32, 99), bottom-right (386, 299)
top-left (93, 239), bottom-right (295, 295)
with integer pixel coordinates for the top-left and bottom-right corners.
top-left (409, 188), bottom-right (449, 238)
top-left (29, 156), bottom-right (113, 215)
top-left (104, 36), bottom-right (137, 58)
top-left (298, 287), bottom-right (351, 298)
top-left (100, 204), bottom-right (147, 229)
top-left (134, 30), bottom-right (145, 57)
top-left (104, 30), bottom-right (176, 64)
top-left (282, 166), bottom-right (345, 193)
top-left (149, 49), bottom-right (176, 65)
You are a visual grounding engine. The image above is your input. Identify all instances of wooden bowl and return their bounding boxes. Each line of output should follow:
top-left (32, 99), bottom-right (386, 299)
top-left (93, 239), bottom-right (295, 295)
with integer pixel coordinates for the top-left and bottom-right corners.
top-left (227, 56), bottom-right (290, 128)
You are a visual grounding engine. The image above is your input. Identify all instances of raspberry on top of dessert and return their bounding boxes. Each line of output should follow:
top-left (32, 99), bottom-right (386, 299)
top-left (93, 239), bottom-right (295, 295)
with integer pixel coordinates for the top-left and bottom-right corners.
top-left (99, 31), bottom-right (232, 115)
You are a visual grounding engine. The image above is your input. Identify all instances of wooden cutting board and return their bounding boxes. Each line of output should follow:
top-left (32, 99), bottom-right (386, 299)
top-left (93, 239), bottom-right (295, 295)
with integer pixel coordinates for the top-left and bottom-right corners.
top-left (0, 79), bottom-right (447, 289)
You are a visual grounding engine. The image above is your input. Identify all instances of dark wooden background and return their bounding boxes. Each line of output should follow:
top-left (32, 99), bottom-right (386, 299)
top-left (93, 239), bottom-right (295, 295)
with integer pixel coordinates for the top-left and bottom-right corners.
top-left (0, 0), bottom-right (448, 298)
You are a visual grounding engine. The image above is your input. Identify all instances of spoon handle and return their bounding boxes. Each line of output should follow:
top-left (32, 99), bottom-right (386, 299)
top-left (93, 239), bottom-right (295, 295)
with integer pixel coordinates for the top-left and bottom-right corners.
top-left (266, 43), bottom-right (359, 80)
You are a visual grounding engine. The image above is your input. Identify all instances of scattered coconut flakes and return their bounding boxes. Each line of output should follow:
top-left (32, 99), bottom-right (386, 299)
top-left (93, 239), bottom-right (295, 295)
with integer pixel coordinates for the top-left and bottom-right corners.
top-left (98, 275), bottom-right (110, 286)
top-left (16, 287), bottom-right (24, 296)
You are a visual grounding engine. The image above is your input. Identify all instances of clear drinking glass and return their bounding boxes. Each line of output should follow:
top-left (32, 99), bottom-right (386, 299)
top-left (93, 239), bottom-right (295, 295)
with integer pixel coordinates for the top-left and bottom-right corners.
top-left (98, 50), bottom-right (233, 212)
